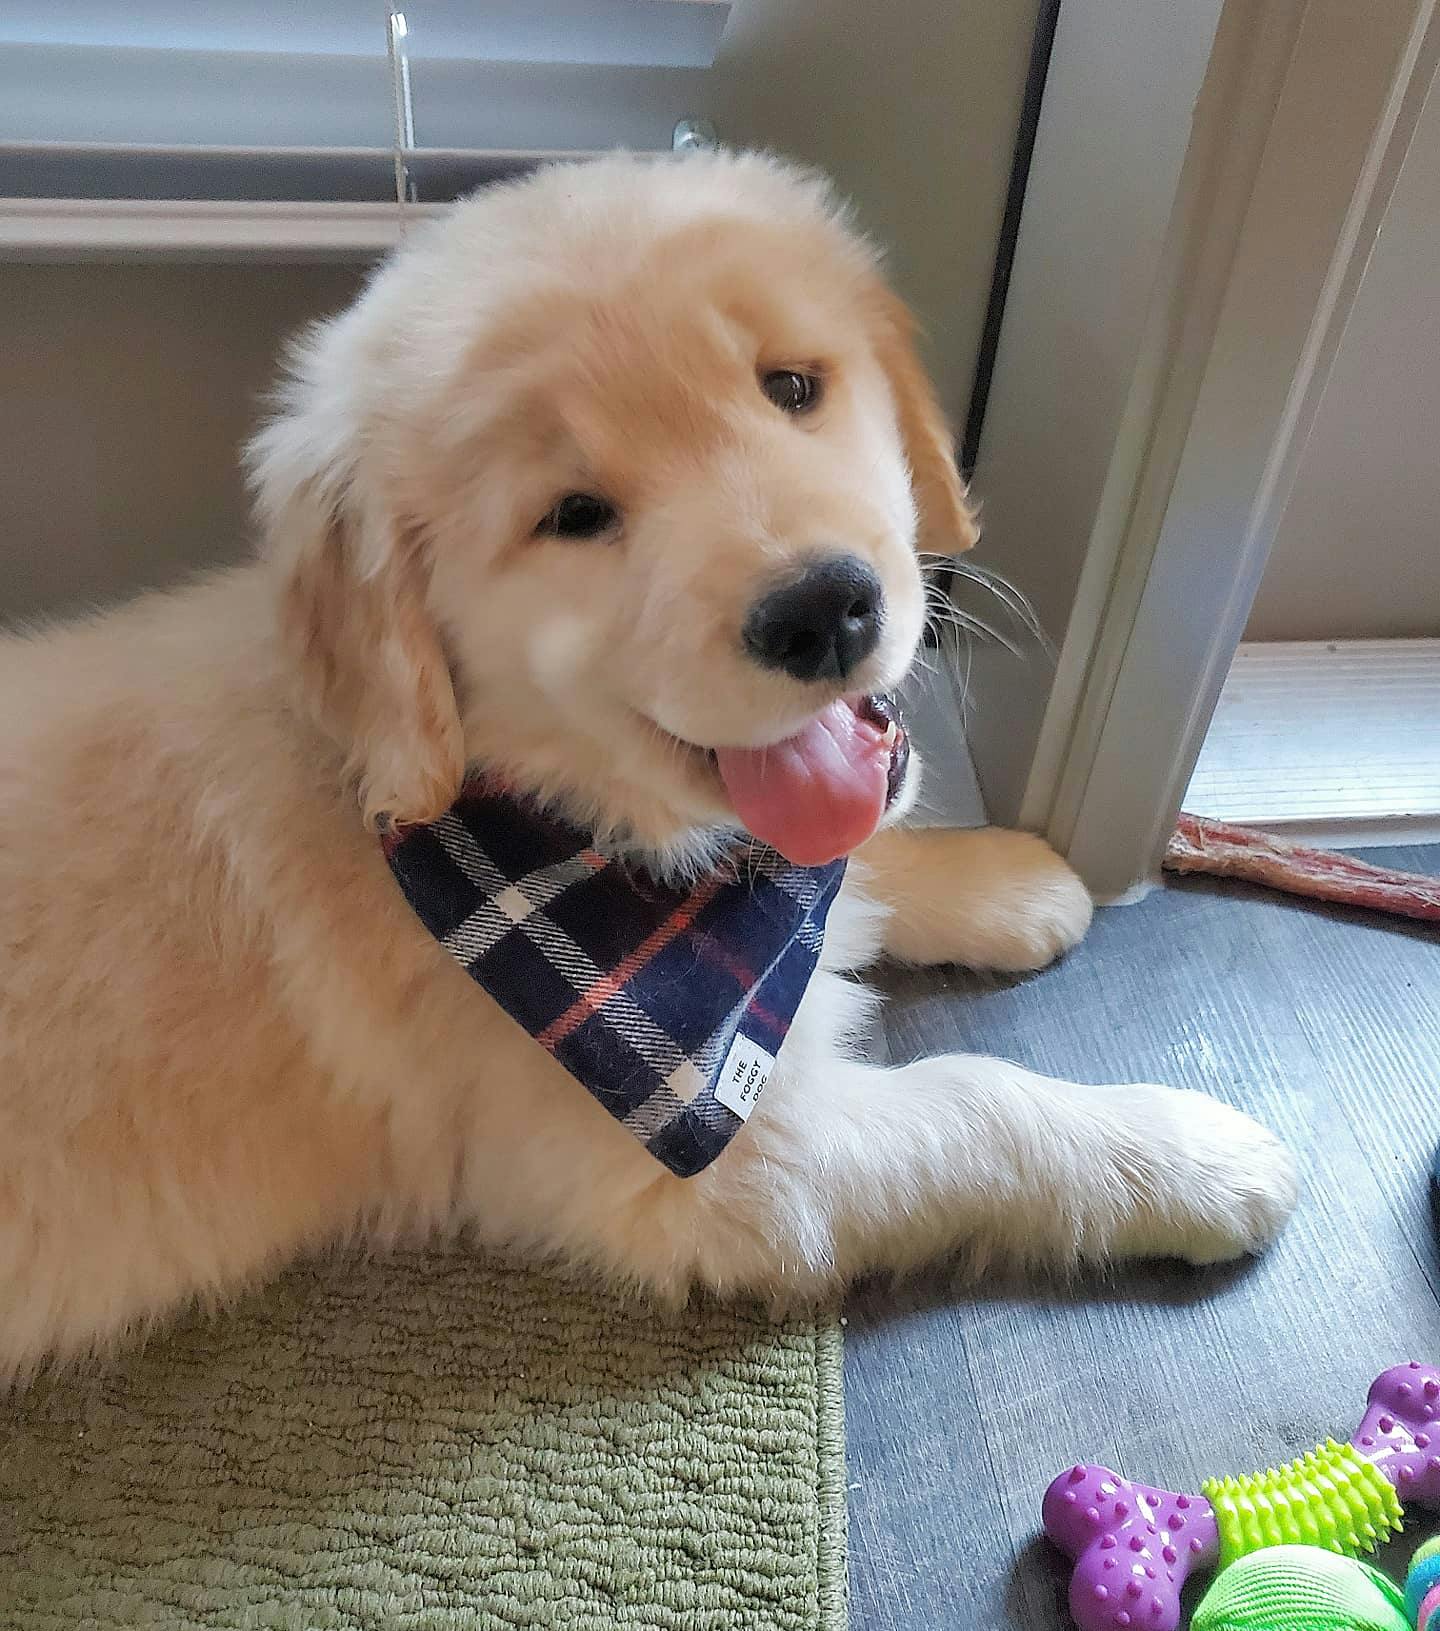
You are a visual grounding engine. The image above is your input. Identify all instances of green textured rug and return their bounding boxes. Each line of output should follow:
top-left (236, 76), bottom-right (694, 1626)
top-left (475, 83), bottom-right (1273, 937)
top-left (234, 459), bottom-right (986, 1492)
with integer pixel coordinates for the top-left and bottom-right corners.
top-left (0, 1251), bottom-right (846, 1630)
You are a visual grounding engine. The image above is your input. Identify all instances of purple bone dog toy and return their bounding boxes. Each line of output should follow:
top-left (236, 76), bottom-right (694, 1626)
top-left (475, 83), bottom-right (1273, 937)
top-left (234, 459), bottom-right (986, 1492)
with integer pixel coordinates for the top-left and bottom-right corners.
top-left (1043, 1362), bottom-right (1440, 1631)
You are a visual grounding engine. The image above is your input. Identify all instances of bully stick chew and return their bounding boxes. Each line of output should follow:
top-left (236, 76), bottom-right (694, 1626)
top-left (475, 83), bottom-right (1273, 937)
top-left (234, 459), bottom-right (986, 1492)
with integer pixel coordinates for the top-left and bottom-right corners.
top-left (1165, 813), bottom-right (1440, 924)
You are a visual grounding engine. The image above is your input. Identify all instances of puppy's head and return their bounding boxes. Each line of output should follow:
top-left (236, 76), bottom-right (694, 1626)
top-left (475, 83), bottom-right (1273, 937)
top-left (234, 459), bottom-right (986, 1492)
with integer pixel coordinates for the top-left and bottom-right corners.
top-left (250, 153), bottom-right (977, 869)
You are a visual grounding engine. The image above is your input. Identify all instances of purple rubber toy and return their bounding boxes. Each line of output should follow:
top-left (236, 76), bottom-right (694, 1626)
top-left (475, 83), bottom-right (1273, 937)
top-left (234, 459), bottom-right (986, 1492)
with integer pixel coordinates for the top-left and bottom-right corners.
top-left (1043, 1362), bottom-right (1440, 1631)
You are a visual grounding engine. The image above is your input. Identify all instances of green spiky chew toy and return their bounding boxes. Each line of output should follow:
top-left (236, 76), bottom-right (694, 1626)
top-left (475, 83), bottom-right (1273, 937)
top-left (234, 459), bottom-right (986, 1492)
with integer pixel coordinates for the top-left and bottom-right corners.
top-left (1043, 1363), bottom-right (1440, 1631)
top-left (1203, 1439), bottom-right (1404, 1566)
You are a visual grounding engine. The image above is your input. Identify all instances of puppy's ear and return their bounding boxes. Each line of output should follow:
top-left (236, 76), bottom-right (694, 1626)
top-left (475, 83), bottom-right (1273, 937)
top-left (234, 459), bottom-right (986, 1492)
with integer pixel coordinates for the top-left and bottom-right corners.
top-left (867, 287), bottom-right (980, 557)
top-left (251, 419), bottom-right (464, 830)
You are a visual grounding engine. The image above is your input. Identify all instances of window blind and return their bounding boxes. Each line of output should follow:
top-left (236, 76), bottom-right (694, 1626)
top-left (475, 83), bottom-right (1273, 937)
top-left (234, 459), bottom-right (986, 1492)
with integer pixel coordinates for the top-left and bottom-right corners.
top-left (0, 2), bottom-right (729, 253)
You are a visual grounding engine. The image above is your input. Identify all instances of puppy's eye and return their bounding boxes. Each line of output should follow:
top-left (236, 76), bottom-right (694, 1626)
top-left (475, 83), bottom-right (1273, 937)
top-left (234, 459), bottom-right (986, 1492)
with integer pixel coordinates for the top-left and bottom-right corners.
top-left (761, 369), bottom-right (822, 414)
top-left (537, 493), bottom-right (618, 540)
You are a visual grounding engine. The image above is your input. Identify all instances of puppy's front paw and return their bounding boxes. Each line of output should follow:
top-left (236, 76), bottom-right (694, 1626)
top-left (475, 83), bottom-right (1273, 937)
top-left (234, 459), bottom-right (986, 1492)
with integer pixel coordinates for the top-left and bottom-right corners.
top-left (1108, 1086), bottom-right (1299, 1265)
top-left (977, 832), bottom-right (1094, 972)
top-left (870, 826), bottom-right (1094, 970)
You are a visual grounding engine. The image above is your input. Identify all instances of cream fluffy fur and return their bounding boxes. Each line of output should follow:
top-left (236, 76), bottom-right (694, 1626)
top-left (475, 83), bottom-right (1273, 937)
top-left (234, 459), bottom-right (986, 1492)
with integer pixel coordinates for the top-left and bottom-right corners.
top-left (0, 153), bottom-right (1297, 1379)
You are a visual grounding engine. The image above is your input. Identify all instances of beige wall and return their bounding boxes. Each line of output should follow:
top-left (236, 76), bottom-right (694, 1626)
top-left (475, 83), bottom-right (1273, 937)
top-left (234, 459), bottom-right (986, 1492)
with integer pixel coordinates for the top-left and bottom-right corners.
top-left (0, 2), bottom-right (1040, 623)
top-left (1247, 71), bottom-right (1440, 640)
top-left (708, 0), bottom-right (1041, 426)
top-left (0, 263), bottom-right (364, 625)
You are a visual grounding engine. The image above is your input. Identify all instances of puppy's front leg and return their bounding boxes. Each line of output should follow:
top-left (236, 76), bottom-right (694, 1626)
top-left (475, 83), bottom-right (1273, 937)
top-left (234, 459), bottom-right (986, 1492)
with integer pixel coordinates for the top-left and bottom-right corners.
top-left (854, 825), bottom-right (1094, 971)
top-left (682, 1047), bottom-right (1298, 1292)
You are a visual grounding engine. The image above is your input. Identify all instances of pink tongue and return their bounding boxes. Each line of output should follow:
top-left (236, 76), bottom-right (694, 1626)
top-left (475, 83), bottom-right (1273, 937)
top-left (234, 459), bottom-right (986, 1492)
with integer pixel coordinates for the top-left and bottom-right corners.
top-left (714, 700), bottom-right (890, 866)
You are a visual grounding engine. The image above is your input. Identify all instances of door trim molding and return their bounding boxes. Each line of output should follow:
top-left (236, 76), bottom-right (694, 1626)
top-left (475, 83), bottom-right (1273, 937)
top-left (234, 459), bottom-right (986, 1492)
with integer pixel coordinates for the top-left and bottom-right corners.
top-left (972, 0), bottom-right (1440, 899)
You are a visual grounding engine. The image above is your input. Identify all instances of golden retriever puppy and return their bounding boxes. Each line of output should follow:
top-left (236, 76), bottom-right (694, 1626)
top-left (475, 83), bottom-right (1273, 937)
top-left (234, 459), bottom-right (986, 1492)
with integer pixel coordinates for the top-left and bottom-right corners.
top-left (0, 153), bottom-right (1297, 1378)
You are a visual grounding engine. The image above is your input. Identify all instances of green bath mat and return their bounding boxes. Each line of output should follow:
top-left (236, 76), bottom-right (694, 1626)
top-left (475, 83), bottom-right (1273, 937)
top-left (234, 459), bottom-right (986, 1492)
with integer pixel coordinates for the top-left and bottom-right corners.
top-left (0, 1250), bottom-right (846, 1630)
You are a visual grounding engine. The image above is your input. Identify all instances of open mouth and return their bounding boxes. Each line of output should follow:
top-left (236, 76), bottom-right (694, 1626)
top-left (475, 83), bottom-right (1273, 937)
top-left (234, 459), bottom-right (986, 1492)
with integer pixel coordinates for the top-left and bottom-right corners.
top-left (712, 693), bottom-right (910, 868)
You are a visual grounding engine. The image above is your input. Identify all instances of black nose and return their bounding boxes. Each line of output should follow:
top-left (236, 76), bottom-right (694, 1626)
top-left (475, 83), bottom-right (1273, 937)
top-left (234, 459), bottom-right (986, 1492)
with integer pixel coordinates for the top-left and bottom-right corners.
top-left (742, 555), bottom-right (885, 683)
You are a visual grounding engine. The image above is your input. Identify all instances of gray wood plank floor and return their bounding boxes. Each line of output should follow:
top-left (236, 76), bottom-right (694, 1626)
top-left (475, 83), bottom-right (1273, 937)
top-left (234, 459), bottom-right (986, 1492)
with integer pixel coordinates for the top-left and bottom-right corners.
top-left (844, 847), bottom-right (1440, 1631)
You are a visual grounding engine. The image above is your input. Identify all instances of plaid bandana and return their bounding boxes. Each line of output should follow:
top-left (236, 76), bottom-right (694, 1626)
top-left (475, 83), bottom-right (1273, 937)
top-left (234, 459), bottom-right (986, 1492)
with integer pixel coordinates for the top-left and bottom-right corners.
top-left (382, 782), bottom-right (846, 1178)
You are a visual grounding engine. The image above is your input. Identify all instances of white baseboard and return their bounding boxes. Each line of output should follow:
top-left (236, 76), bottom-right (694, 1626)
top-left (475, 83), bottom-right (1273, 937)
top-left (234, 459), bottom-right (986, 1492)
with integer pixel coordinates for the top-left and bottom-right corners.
top-left (1184, 638), bottom-right (1440, 849)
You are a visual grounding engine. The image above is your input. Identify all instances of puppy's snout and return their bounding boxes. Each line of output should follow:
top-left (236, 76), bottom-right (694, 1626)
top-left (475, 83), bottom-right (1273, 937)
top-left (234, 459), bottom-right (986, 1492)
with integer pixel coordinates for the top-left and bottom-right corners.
top-left (741, 555), bottom-right (885, 683)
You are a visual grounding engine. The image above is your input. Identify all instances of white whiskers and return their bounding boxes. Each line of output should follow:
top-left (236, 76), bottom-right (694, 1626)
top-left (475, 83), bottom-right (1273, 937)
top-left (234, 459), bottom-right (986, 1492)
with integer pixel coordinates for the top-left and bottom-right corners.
top-left (916, 549), bottom-right (1056, 665)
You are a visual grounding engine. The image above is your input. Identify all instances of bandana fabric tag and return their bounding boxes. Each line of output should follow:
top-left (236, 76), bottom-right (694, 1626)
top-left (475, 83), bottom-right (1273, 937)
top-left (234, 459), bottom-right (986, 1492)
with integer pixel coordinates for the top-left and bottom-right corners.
top-left (382, 784), bottom-right (846, 1178)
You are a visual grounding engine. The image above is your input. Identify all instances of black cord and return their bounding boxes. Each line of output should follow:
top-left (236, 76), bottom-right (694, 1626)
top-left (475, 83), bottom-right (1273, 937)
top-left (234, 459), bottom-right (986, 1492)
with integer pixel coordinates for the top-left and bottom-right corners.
top-left (960, 0), bottom-right (1064, 481)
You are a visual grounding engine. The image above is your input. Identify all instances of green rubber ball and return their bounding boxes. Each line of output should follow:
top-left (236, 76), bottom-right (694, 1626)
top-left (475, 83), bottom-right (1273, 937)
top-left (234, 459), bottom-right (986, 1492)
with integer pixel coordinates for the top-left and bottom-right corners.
top-left (1191, 1546), bottom-right (1408, 1631)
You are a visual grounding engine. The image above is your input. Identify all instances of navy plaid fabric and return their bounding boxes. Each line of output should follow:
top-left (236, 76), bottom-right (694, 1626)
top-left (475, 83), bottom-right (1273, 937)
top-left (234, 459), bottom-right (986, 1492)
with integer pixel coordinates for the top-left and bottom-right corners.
top-left (383, 782), bottom-right (846, 1178)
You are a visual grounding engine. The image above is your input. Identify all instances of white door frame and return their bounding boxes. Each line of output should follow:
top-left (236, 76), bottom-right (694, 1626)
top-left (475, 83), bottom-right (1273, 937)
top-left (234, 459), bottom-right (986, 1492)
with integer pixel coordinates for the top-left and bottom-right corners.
top-left (964, 0), bottom-right (1440, 900)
